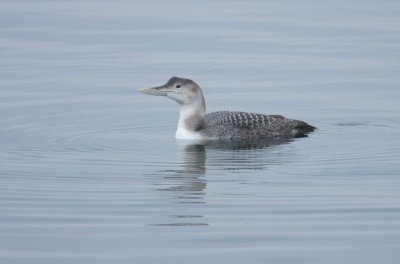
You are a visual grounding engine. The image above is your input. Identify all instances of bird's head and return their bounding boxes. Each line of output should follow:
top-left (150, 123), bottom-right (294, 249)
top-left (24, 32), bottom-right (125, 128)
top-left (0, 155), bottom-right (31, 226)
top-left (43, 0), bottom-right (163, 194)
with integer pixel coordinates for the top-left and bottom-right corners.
top-left (138, 76), bottom-right (204, 106)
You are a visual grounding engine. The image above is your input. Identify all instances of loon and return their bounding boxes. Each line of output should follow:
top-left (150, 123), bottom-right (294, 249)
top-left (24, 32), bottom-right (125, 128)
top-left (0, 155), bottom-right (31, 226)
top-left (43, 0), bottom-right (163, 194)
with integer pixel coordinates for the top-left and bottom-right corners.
top-left (138, 77), bottom-right (315, 140)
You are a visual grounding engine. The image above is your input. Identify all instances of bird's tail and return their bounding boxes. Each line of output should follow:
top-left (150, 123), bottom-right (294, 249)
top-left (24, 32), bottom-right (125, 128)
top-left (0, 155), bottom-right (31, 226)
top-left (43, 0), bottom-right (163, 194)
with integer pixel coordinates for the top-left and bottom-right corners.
top-left (293, 120), bottom-right (316, 137)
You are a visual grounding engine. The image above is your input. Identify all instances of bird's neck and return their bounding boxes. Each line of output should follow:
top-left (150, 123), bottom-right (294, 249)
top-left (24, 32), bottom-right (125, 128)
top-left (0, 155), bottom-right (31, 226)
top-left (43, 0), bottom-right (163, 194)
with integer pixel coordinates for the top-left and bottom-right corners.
top-left (175, 100), bottom-right (205, 139)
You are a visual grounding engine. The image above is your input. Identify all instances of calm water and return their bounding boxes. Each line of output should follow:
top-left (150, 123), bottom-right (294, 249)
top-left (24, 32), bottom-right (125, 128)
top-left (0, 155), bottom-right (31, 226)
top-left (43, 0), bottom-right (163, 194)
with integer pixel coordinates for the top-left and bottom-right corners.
top-left (1, 1), bottom-right (400, 263)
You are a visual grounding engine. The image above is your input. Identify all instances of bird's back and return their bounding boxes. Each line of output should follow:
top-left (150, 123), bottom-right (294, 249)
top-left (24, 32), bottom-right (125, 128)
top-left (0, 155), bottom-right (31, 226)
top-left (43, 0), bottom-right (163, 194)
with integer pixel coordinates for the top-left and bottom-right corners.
top-left (202, 111), bottom-right (315, 139)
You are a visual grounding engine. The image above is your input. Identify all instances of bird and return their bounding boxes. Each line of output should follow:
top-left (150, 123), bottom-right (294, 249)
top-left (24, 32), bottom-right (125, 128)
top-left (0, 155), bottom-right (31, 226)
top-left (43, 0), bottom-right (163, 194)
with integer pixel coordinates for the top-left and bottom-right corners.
top-left (138, 77), bottom-right (315, 140)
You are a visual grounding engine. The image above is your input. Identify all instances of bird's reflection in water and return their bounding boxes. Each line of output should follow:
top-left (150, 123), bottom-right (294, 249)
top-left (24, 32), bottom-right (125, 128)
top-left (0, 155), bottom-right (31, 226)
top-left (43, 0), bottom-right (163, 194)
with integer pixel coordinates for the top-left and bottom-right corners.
top-left (151, 137), bottom-right (294, 227)
top-left (164, 143), bottom-right (207, 203)
top-left (202, 137), bottom-right (295, 172)
top-left (151, 143), bottom-right (207, 226)
top-left (201, 137), bottom-right (294, 151)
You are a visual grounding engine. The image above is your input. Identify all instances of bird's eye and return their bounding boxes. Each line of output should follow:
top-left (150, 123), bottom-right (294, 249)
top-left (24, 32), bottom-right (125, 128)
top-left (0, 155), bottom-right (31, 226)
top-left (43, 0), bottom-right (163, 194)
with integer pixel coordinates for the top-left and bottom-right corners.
top-left (176, 84), bottom-right (181, 88)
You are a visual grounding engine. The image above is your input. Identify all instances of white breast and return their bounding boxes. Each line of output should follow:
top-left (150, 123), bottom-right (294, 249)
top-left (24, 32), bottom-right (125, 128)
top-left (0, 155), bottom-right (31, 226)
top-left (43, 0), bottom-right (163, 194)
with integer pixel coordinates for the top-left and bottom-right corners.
top-left (175, 126), bottom-right (202, 140)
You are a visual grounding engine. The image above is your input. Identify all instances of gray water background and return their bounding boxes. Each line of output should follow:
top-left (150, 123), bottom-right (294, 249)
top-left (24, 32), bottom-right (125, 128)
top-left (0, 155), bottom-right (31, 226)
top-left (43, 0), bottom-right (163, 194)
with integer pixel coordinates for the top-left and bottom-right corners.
top-left (1, 1), bottom-right (400, 263)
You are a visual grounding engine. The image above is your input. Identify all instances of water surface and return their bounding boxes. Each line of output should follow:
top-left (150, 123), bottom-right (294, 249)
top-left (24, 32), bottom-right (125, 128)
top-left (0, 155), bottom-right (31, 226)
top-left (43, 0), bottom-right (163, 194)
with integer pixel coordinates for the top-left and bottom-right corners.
top-left (1, 1), bottom-right (400, 263)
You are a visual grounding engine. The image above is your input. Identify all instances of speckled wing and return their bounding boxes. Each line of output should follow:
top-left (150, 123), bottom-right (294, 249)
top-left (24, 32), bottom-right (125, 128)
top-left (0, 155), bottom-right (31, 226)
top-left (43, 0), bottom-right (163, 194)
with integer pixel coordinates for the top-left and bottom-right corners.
top-left (203, 111), bottom-right (314, 139)
top-left (205, 111), bottom-right (289, 128)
